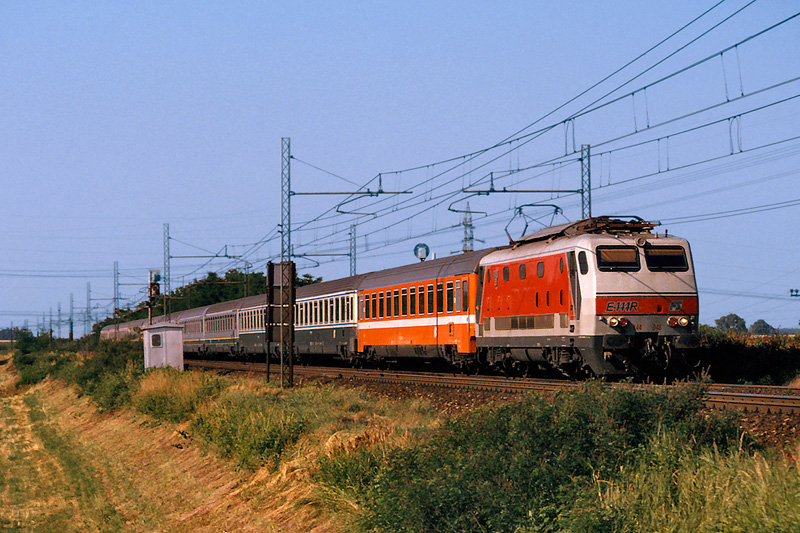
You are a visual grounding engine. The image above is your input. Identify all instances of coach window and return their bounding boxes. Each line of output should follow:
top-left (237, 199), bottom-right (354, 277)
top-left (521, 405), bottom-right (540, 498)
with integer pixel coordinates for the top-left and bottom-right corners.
top-left (519, 264), bottom-right (526, 280)
top-left (377, 292), bottom-right (384, 318)
top-left (437, 282), bottom-right (444, 313)
top-left (537, 261), bottom-right (545, 278)
top-left (427, 284), bottom-right (434, 314)
top-left (371, 293), bottom-right (377, 319)
top-left (455, 281), bottom-right (461, 312)
top-left (502, 266), bottom-right (509, 282)
top-left (462, 280), bottom-right (469, 312)
top-left (386, 292), bottom-right (392, 317)
top-left (360, 296), bottom-right (366, 320)
top-left (401, 288), bottom-right (408, 316)
top-left (420, 285), bottom-right (426, 314)
top-left (409, 287), bottom-right (416, 316)
top-left (446, 281), bottom-right (454, 313)
top-left (394, 289), bottom-right (400, 317)
top-left (334, 298), bottom-right (339, 322)
top-left (578, 251), bottom-right (589, 275)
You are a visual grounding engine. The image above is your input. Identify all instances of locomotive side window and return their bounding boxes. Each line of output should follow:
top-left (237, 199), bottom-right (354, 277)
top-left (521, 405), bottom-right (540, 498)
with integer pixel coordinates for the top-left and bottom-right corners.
top-left (409, 287), bottom-right (416, 316)
top-left (437, 283), bottom-right (444, 313)
top-left (447, 282), bottom-right (454, 313)
top-left (596, 246), bottom-right (640, 272)
top-left (519, 264), bottom-right (526, 279)
top-left (644, 246), bottom-right (689, 272)
top-left (560, 256), bottom-right (564, 273)
top-left (427, 284), bottom-right (434, 314)
top-left (578, 251), bottom-right (589, 274)
top-left (462, 280), bottom-right (469, 312)
top-left (537, 261), bottom-right (544, 278)
top-left (502, 266), bottom-right (509, 282)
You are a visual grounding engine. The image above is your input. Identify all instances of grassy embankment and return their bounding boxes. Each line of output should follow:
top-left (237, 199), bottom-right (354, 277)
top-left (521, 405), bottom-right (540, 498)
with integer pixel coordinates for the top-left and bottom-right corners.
top-left (3, 332), bottom-right (800, 532)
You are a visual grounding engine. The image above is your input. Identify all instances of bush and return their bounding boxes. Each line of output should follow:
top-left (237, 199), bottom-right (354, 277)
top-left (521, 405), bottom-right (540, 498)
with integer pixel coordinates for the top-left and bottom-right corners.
top-left (697, 327), bottom-right (800, 385)
top-left (357, 382), bottom-right (746, 533)
top-left (135, 368), bottom-right (225, 422)
top-left (193, 390), bottom-right (307, 470)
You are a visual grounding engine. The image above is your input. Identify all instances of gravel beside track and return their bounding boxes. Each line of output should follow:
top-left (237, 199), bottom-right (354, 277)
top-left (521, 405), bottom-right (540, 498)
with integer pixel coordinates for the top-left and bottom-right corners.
top-left (185, 359), bottom-right (800, 447)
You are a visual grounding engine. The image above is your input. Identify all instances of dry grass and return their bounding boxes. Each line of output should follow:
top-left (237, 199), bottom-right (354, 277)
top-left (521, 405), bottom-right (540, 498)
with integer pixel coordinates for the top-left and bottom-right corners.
top-left (0, 354), bottom-right (441, 532)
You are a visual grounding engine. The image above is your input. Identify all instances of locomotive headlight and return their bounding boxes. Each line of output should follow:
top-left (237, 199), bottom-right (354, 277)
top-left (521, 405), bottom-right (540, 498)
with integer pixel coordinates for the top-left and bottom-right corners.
top-left (618, 318), bottom-right (629, 327)
top-left (678, 316), bottom-right (690, 327)
top-left (608, 317), bottom-right (619, 327)
top-left (667, 316), bottom-right (679, 326)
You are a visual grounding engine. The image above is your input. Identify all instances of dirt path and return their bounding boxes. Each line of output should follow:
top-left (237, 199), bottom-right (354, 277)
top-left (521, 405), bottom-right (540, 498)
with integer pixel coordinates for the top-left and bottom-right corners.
top-left (0, 355), bottom-right (342, 532)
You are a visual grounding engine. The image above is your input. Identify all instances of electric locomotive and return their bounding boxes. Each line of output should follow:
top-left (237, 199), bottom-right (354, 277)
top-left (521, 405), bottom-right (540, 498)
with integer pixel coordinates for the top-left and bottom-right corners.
top-left (101, 216), bottom-right (699, 379)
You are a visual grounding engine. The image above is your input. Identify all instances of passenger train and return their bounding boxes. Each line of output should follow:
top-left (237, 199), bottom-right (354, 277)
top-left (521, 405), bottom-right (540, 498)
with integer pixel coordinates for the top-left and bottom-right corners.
top-left (102, 216), bottom-right (700, 379)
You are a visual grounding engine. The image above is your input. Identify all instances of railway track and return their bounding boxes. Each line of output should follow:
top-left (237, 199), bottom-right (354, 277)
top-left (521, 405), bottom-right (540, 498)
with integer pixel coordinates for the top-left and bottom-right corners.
top-left (184, 359), bottom-right (800, 415)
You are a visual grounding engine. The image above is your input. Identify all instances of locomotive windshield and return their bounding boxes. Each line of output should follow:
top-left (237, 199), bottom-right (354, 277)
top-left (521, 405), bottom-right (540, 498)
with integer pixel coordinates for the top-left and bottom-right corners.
top-left (644, 246), bottom-right (689, 272)
top-left (596, 246), bottom-right (640, 272)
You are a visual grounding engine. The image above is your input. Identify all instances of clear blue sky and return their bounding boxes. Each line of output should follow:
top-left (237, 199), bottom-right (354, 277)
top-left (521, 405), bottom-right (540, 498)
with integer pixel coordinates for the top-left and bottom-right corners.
top-left (2, 0), bottom-right (799, 335)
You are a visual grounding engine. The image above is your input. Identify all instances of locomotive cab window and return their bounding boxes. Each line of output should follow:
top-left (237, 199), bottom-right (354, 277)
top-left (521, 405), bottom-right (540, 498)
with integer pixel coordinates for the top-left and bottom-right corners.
top-left (596, 246), bottom-right (640, 272)
top-left (578, 251), bottom-right (589, 274)
top-left (644, 246), bottom-right (689, 272)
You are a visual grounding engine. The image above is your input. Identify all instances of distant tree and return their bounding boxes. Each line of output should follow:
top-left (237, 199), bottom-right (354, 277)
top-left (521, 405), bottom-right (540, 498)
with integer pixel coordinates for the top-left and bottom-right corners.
top-left (97, 269), bottom-right (323, 328)
top-left (297, 273), bottom-right (322, 286)
top-left (715, 313), bottom-right (747, 332)
top-left (749, 319), bottom-right (776, 335)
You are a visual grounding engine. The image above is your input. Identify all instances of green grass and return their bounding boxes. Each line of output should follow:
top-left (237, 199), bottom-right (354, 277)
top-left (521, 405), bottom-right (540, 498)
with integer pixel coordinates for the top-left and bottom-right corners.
top-left (22, 392), bottom-right (123, 531)
top-left (319, 382), bottom-right (756, 533)
top-left (569, 434), bottom-right (800, 533)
